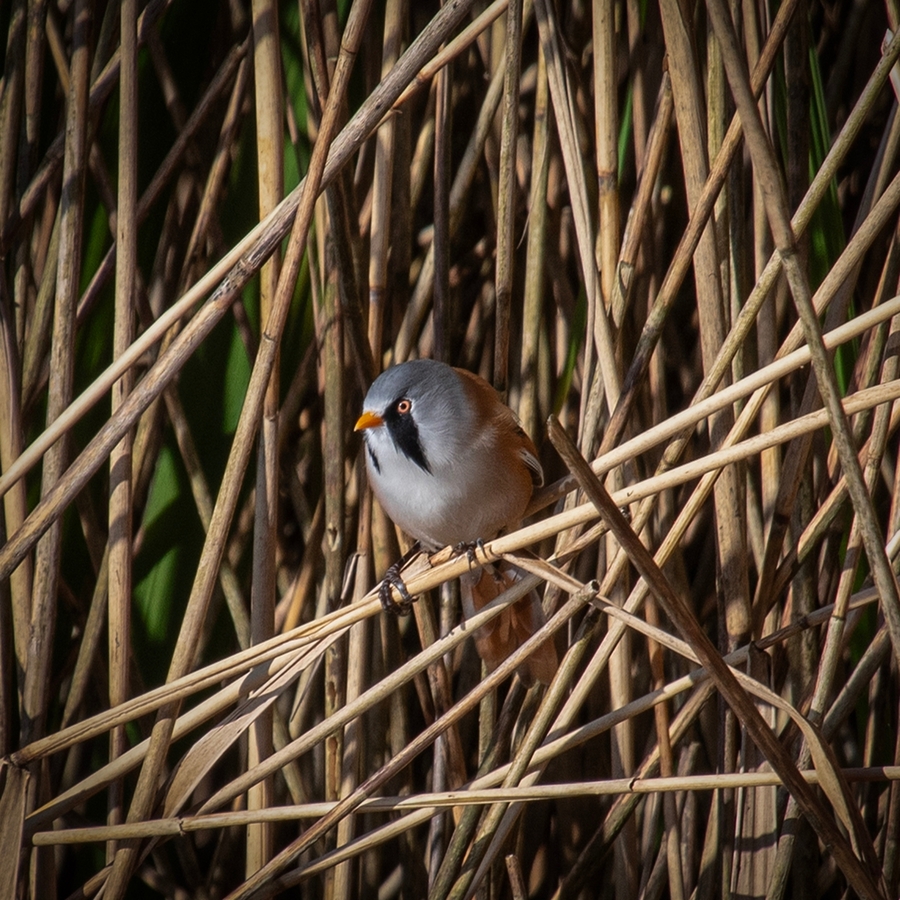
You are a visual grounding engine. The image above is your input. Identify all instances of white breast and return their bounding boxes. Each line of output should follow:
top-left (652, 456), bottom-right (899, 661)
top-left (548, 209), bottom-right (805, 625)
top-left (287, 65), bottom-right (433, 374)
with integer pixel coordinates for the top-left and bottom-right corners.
top-left (364, 422), bottom-right (531, 551)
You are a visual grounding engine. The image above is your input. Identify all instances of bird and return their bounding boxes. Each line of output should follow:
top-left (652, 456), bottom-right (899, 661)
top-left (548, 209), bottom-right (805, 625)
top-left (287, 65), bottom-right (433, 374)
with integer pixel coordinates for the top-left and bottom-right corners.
top-left (355, 358), bottom-right (558, 685)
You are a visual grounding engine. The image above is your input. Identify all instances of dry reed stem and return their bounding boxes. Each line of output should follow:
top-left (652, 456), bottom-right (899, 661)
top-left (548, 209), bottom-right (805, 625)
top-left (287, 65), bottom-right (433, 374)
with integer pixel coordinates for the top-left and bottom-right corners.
top-left (106, 0), bottom-right (138, 856)
top-left (28, 761), bottom-right (900, 849)
top-left (248, 0), bottom-right (283, 872)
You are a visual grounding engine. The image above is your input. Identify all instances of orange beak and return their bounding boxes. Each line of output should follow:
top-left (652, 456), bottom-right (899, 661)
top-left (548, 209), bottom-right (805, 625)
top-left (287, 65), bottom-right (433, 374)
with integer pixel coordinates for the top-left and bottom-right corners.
top-left (355, 410), bottom-right (383, 431)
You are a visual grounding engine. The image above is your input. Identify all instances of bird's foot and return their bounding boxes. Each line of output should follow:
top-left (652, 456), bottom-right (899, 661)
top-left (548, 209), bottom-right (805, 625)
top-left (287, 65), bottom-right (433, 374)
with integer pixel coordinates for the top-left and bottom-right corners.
top-left (379, 565), bottom-right (414, 615)
top-left (379, 543), bottom-right (420, 615)
top-left (454, 538), bottom-right (489, 570)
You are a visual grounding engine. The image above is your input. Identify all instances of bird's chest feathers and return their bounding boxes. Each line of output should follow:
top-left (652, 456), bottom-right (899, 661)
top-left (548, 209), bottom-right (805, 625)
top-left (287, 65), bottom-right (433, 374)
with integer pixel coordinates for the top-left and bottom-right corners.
top-left (365, 426), bottom-right (522, 549)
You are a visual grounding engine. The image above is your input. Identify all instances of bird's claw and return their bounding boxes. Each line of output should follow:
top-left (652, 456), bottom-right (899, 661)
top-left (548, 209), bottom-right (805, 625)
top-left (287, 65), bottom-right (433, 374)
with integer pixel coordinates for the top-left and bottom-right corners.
top-left (455, 538), bottom-right (487, 569)
top-left (379, 560), bottom-right (415, 615)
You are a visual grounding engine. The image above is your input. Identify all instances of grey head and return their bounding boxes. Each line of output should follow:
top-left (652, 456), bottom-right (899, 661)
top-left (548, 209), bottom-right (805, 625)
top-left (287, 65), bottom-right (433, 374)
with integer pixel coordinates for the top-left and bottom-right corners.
top-left (357, 359), bottom-right (471, 477)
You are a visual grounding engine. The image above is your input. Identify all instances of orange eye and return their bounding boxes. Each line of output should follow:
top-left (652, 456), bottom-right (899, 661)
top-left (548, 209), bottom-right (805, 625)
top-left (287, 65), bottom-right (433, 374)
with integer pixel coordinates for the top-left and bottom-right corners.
top-left (396, 398), bottom-right (412, 415)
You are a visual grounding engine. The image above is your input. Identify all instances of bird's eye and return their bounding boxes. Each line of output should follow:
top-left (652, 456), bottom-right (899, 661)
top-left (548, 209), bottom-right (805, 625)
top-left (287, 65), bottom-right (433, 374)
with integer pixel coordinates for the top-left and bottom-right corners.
top-left (396, 398), bottom-right (412, 415)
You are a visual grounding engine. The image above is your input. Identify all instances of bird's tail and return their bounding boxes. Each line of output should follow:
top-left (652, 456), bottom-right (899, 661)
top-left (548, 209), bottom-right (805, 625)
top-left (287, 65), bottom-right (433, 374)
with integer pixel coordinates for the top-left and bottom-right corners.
top-left (460, 562), bottom-right (558, 686)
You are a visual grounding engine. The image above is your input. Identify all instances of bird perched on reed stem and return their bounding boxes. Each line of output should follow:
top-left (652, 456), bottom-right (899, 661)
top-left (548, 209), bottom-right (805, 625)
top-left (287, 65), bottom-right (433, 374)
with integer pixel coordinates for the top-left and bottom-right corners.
top-left (356, 359), bottom-right (558, 685)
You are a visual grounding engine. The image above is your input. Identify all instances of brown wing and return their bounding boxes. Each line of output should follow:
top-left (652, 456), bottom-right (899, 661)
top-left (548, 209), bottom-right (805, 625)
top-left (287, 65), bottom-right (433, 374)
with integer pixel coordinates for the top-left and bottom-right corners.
top-left (453, 367), bottom-right (544, 489)
top-left (513, 423), bottom-right (544, 488)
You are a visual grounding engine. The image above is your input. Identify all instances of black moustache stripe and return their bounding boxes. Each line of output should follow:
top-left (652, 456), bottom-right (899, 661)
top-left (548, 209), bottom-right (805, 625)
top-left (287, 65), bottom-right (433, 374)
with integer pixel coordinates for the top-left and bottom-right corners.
top-left (366, 443), bottom-right (381, 475)
top-left (385, 407), bottom-right (431, 474)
